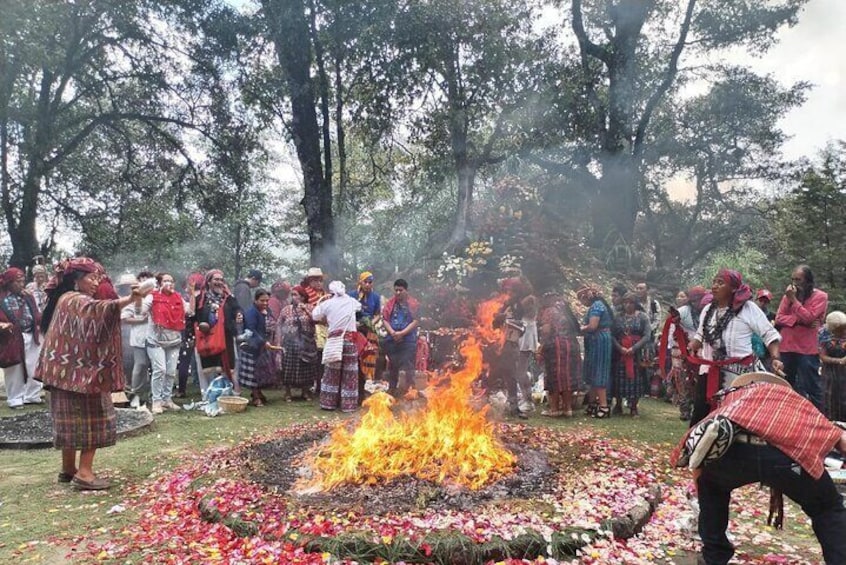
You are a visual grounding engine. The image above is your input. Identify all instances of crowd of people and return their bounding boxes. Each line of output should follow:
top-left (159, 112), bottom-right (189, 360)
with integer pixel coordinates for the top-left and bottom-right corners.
top-left (3, 258), bottom-right (846, 502)
top-left (6, 259), bottom-right (846, 426)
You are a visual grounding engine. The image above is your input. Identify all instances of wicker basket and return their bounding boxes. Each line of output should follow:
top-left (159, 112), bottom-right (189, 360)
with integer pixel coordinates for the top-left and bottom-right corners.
top-left (218, 396), bottom-right (249, 414)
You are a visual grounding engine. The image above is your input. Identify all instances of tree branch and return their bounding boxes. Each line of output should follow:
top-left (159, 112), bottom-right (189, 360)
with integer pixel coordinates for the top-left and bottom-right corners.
top-left (44, 112), bottom-right (213, 171)
top-left (572, 0), bottom-right (611, 65)
top-left (633, 0), bottom-right (697, 158)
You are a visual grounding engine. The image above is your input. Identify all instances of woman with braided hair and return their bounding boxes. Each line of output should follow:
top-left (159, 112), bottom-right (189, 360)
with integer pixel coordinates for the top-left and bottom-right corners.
top-left (688, 269), bottom-right (783, 425)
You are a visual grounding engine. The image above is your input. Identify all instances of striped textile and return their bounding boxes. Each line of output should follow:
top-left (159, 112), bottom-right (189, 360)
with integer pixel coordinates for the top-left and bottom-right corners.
top-left (319, 337), bottom-right (359, 412)
top-left (36, 292), bottom-right (124, 394)
top-left (672, 383), bottom-right (842, 479)
top-left (237, 347), bottom-right (260, 389)
top-left (359, 327), bottom-right (378, 380)
top-left (50, 388), bottom-right (116, 450)
top-left (542, 335), bottom-right (581, 394)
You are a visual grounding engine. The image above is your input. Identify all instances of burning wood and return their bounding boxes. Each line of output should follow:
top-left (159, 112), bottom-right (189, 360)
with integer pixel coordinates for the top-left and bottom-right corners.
top-left (297, 295), bottom-right (516, 492)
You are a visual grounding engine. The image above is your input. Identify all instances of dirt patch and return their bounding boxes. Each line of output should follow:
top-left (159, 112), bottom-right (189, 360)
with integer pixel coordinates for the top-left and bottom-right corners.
top-left (0, 408), bottom-right (154, 449)
top-left (240, 427), bottom-right (561, 515)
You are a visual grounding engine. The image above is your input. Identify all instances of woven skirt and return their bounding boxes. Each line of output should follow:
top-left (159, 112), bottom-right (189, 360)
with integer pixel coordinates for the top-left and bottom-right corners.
top-left (50, 388), bottom-right (117, 450)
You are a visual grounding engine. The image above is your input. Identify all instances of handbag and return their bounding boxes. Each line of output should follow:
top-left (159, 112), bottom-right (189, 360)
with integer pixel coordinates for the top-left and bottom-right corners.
top-left (286, 315), bottom-right (319, 363)
top-left (322, 331), bottom-right (345, 364)
top-left (195, 320), bottom-right (226, 357)
top-left (298, 329), bottom-right (319, 364)
top-left (152, 324), bottom-right (183, 348)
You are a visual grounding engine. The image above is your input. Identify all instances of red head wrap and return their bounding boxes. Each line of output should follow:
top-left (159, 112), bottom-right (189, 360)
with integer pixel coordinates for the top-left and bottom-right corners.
top-left (203, 269), bottom-right (231, 295)
top-left (96, 276), bottom-right (119, 299)
top-left (716, 268), bottom-right (752, 311)
top-left (186, 272), bottom-right (205, 290)
top-left (1, 267), bottom-right (25, 288)
top-left (291, 285), bottom-right (308, 300)
top-left (687, 285), bottom-right (708, 306)
top-left (64, 257), bottom-right (100, 276)
top-left (43, 257), bottom-right (104, 292)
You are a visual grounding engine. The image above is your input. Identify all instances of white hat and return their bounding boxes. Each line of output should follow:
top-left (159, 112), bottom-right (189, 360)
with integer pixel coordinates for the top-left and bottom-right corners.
top-left (826, 311), bottom-right (846, 332)
top-left (117, 272), bottom-right (138, 286)
top-left (306, 267), bottom-right (324, 279)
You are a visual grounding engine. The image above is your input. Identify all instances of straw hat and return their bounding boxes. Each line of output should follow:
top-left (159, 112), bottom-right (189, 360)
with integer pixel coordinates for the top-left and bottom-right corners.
top-left (306, 267), bottom-right (324, 279)
top-left (731, 372), bottom-right (790, 388)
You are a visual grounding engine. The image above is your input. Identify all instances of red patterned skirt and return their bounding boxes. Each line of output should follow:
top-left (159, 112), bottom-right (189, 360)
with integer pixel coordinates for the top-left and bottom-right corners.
top-left (49, 388), bottom-right (117, 450)
top-left (319, 337), bottom-right (359, 412)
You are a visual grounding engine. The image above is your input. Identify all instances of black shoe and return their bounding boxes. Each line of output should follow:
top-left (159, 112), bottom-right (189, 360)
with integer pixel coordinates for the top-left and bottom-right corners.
top-left (593, 405), bottom-right (611, 419)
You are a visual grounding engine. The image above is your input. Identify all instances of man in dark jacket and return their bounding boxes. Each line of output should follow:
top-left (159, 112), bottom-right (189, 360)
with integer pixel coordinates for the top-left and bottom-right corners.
top-left (233, 269), bottom-right (263, 312)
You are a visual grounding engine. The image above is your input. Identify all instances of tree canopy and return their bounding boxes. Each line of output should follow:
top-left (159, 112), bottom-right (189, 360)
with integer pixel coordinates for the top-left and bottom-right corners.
top-left (1, 0), bottom-right (836, 299)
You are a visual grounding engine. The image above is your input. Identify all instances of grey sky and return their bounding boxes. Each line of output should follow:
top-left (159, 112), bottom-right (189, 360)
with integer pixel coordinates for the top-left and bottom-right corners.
top-left (735, 0), bottom-right (845, 160)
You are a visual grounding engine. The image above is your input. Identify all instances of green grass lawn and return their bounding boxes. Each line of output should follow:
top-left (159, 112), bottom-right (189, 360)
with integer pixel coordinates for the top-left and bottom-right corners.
top-left (0, 391), bottom-right (820, 564)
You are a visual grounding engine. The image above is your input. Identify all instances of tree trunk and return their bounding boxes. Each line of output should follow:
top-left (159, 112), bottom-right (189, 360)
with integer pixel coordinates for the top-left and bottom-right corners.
top-left (334, 54), bottom-right (347, 217)
top-left (591, 152), bottom-right (638, 248)
top-left (8, 174), bottom-right (41, 268)
top-left (263, 0), bottom-right (337, 273)
top-left (447, 161), bottom-right (476, 250)
top-left (443, 48), bottom-right (474, 251)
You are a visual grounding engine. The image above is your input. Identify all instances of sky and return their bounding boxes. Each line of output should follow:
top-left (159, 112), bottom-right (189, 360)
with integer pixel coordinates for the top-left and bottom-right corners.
top-left (644, 0), bottom-right (846, 201)
top-left (731, 0), bottom-right (845, 160)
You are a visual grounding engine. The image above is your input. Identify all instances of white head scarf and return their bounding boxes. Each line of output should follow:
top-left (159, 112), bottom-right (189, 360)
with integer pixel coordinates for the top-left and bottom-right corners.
top-left (328, 280), bottom-right (346, 297)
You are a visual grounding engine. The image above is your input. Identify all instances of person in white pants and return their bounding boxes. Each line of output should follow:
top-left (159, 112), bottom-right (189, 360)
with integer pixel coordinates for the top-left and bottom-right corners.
top-left (142, 273), bottom-right (193, 414)
top-left (121, 272), bottom-right (151, 409)
top-left (0, 268), bottom-right (43, 408)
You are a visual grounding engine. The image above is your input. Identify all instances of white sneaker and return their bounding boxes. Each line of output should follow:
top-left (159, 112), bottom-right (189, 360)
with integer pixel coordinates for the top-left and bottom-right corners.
top-left (130, 395), bottom-right (141, 409)
top-left (151, 401), bottom-right (163, 415)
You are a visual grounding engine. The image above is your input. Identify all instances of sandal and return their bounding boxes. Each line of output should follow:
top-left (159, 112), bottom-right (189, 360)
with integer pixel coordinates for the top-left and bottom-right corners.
top-left (58, 471), bottom-right (76, 483)
top-left (584, 402), bottom-right (598, 417)
top-left (593, 405), bottom-right (611, 419)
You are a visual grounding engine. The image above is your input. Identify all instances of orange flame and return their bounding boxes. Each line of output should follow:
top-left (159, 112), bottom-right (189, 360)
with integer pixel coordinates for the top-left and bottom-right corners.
top-left (300, 294), bottom-right (515, 492)
top-left (475, 294), bottom-right (508, 347)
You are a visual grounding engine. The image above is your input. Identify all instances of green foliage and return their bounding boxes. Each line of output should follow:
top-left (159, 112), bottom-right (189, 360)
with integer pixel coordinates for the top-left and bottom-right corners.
top-left (0, 0), bottom-right (827, 299)
top-left (765, 142), bottom-right (846, 307)
top-left (685, 246), bottom-right (769, 291)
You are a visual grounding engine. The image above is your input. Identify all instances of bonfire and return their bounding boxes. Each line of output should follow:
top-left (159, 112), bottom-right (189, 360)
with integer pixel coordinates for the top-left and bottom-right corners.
top-left (299, 295), bottom-right (515, 492)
